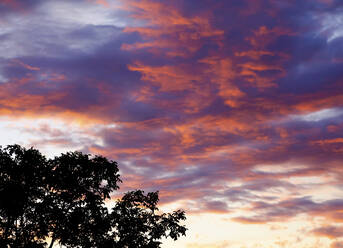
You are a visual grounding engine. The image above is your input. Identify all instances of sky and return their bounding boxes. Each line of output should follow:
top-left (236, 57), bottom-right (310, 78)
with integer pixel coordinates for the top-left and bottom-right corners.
top-left (1, 0), bottom-right (343, 247)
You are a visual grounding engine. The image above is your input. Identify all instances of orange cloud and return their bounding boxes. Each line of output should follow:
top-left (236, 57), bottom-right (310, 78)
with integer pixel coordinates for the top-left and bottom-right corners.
top-left (312, 226), bottom-right (343, 239)
top-left (121, 0), bottom-right (224, 56)
top-left (313, 138), bottom-right (343, 145)
top-left (95, 0), bottom-right (109, 7)
top-left (199, 56), bottom-right (245, 107)
top-left (128, 62), bottom-right (201, 92)
top-left (186, 241), bottom-right (231, 248)
top-left (295, 94), bottom-right (343, 112)
top-left (11, 59), bottom-right (40, 71)
top-left (235, 50), bottom-right (275, 60)
top-left (247, 26), bottom-right (295, 48)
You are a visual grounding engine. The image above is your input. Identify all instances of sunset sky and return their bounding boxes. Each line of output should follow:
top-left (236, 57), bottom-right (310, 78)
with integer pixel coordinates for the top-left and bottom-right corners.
top-left (1, 0), bottom-right (343, 247)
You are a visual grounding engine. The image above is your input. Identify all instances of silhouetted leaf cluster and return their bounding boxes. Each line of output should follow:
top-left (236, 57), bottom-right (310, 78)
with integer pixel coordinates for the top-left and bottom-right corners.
top-left (0, 145), bottom-right (186, 247)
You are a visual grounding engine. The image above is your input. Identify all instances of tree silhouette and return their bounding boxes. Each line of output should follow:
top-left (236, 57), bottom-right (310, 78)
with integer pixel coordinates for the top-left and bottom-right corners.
top-left (0, 145), bottom-right (186, 247)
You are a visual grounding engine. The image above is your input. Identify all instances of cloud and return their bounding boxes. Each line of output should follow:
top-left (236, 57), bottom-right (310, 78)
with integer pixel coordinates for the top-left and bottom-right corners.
top-left (332, 242), bottom-right (343, 248)
top-left (233, 197), bottom-right (343, 224)
top-left (312, 225), bottom-right (343, 239)
top-left (186, 241), bottom-right (231, 248)
top-left (0, 0), bottom-right (343, 231)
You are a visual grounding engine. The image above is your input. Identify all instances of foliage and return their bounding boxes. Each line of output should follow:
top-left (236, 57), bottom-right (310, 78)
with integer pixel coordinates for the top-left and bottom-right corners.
top-left (0, 145), bottom-right (186, 247)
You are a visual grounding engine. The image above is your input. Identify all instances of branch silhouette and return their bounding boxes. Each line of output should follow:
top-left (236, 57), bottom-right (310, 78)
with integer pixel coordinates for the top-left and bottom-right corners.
top-left (0, 145), bottom-right (186, 247)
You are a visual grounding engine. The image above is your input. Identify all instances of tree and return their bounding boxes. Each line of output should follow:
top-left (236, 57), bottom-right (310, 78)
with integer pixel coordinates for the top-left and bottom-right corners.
top-left (0, 145), bottom-right (186, 247)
